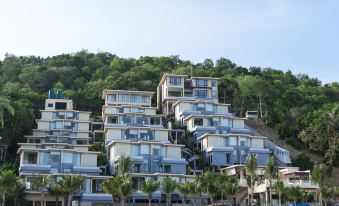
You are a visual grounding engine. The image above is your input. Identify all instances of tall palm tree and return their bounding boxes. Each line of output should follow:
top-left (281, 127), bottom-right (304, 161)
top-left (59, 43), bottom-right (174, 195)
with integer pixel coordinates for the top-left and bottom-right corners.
top-left (0, 97), bottom-right (14, 128)
top-left (177, 181), bottom-right (190, 206)
top-left (187, 180), bottom-right (202, 206)
top-left (0, 170), bottom-right (17, 206)
top-left (311, 164), bottom-right (325, 206)
top-left (285, 186), bottom-right (301, 205)
top-left (140, 179), bottom-right (160, 206)
top-left (275, 179), bottom-right (285, 206)
top-left (118, 155), bottom-right (132, 177)
top-left (162, 176), bottom-right (177, 206)
top-left (200, 171), bottom-right (218, 205)
top-left (9, 178), bottom-right (26, 206)
top-left (224, 177), bottom-right (238, 206)
top-left (321, 186), bottom-right (336, 206)
top-left (265, 156), bottom-right (277, 206)
top-left (245, 154), bottom-right (257, 206)
top-left (31, 174), bottom-right (51, 206)
top-left (103, 175), bottom-right (132, 206)
top-left (48, 182), bottom-right (63, 206)
top-left (58, 175), bottom-right (85, 206)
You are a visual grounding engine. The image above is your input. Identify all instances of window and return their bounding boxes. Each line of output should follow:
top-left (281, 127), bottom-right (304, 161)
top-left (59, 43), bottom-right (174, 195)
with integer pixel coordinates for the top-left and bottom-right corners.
top-left (153, 148), bottom-right (160, 156)
top-left (136, 116), bottom-right (148, 124)
top-left (196, 103), bottom-right (205, 111)
top-left (142, 96), bottom-right (150, 104)
top-left (226, 153), bottom-right (231, 164)
top-left (194, 118), bottom-right (203, 126)
top-left (195, 90), bottom-right (208, 98)
top-left (107, 116), bottom-right (118, 124)
top-left (76, 140), bottom-right (87, 145)
top-left (209, 155), bottom-right (213, 164)
top-left (130, 95), bottom-right (140, 103)
top-left (211, 80), bottom-right (217, 87)
top-left (168, 91), bottom-right (182, 97)
top-left (107, 94), bottom-right (116, 102)
top-left (121, 115), bottom-right (132, 124)
top-left (50, 152), bottom-right (61, 163)
top-left (212, 91), bottom-right (218, 98)
top-left (169, 77), bottom-right (181, 86)
top-left (118, 94), bottom-right (129, 102)
top-left (228, 137), bottom-right (237, 146)
top-left (24, 152), bottom-right (37, 164)
top-left (48, 103), bottom-right (53, 107)
top-left (140, 145), bottom-right (150, 154)
top-left (92, 179), bottom-right (104, 193)
top-left (164, 165), bottom-right (171, 173)
top-left (196, 79), bottom-right (208, 87)
top-left (55, 102), bottom-right (67, 110)
top-left (150, 117), bottom-right (161, 125)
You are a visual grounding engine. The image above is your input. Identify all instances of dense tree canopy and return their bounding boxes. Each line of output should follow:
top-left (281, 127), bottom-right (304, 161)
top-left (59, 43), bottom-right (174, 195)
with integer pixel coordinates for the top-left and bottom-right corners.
top-left (0, 51), bottom-right (338, 170)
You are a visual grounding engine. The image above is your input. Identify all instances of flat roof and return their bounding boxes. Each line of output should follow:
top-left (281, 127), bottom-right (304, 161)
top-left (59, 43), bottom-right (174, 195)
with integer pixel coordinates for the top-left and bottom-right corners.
top-left (173, 99), bottom-right (231, 107)
top-left (197, 133), bottom-right (266, 140)
top-left (102, 89), bottom-right (155, 99)
top-left (106, 140), bottom-right (185, 148)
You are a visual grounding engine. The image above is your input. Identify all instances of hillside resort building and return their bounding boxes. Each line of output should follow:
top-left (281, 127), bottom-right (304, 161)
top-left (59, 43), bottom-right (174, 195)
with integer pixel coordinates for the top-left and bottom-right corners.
top-left (17, 73), bottom-right (319, 206)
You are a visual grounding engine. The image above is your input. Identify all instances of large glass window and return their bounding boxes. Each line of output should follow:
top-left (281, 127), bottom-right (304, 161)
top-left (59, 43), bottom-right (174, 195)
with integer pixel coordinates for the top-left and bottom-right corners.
top-left (195, 90), bottom-right (208, 98)
top-left (194, 118), bottom-right (204, 126)
top-left (164, 165), bottom-right (171, 173)
top-left (107, 116), bottom-right (118, 124)
top-left (24, 152), bottom-right (38, 164)
top-left (211, 80), bottom-right (217, 87)
top-left (50, 152), bottom-right (61, 163)
top-left (168, 91), bottom-right (182, 97)
top-left (142, 96), bottom-right (150, 104)
top-left (130, 95), bottom-right (140, 103)
top-left (107, 94), bottom-right (116, 102)
top-left (169, 77), bottom-right (181, 86)
top-left (121, 115), bottom-right (132, 124)
top-left (118, 94), bottom-right (129, 102)
top-left (150, 117), bottom-right (161, 125)
top-left (196, 79), bottom-right (208, 87)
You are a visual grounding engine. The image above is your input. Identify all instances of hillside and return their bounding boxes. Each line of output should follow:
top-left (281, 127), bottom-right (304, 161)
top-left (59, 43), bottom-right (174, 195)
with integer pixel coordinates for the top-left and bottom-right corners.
top-left (246, 118), bottom-right (339, 186)
top-left (0, 51), bottom-right (338, 173)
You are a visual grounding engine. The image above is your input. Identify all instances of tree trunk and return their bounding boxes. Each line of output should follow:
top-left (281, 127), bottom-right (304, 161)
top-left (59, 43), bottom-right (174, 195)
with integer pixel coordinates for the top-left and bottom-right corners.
top-left (148, 197), bottom-right (151, 206)
top-left (42, 191), bottom-right (45, 206)
top-left (68, 194), bottom-right (72, 206)
top-left (182, 197), bottom-right (186, 206)
top-left (269, 180), bottom-right (272, 206)
top-left (121, 198), bottom-right (125, 206)
top-left (55, 195), bottom-right (59, 206)
top-left (251, 186), bottom-right (254, 206)
top-left (319, 189), bottom-right (323, 206)
top-left (111, 195), bottom-right (115, 206)
top-left (167, 194), bottom-right (171, 206)
top-left (278, 193), bottom-right (281, 206)
top-left (3, 190), bottom-right (6, 206)
top-left (247, 188), bottom-right (250, 206)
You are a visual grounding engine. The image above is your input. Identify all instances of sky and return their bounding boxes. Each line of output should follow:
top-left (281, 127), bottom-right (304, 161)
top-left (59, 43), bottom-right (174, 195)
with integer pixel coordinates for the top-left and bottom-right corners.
top-left (0, 0), bottom-right (338, 84)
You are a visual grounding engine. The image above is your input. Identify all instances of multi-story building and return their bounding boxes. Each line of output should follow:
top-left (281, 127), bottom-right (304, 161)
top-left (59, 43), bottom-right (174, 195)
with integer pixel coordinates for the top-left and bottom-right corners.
top-left (102, 89), bottom-right (194, 203)
top-left (157, 74), bottom-right (219, 115)
top-left (18, 90), bottom-right (111, 206)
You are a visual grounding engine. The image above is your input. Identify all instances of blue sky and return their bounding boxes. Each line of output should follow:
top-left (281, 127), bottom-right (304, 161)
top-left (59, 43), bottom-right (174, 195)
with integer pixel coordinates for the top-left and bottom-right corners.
top-left (0, 0), bottom-right (338, 83)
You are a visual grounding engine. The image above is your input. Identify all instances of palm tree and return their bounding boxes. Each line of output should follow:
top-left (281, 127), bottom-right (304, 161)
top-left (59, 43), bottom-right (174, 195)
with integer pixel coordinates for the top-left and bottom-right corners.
top-left (0, 97), bottom-right (14, 128)
top-left (224, 178), bottom-right (238, 206)
top-left (58, 175), bottom-right (85, 206)
top-left (265, 156), bottom-right (277, 206)
top-left (0, 170), bottom-right (17, 206)
top-left (311, 164), bottom-right (325, 206)
top-left (187, 180), bottom-right (202, 206)
top-left (48, 182), bottom-right (63, 206)
top-left (301, 190), bottom-right (314, 204)
top-left (177, 181), bottom-right (190, 206)
top-left (162, 176), bottom-right (177, 206)
top-left (31, 175), bottom-right (51, 206)
top-left (103, 176), bottom-right (132, 206)
top-left (285, 186), bottom-right (301, 205)
top-left (118, 155), bottom-right (132, 177)
top-left (140, 179), bottom-right (159, 206)
top-left (245, 154), bottom-right (257, 206)
top-left (200, 171), bottom-right (219, 205)
top-left (9, 178), bottom-right (26, 206)
top-left (275, 179), bottom-right (285, 206)
top-left (321, 186), bottom-right (336, 206)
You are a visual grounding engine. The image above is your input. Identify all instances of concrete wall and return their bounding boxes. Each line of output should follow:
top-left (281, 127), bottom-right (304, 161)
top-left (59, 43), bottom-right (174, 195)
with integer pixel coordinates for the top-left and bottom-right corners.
top-left (78, 113), bottom-right (90, 121)
top-left (106, 129), bottom-right (122, 141)
top-left (38, 121), bottom-right (50, 130)
top-left (78, 123), bottom-right (89, 131)
top-left (166, 146), bottom-right (181, 159)
top-left (251, 138), bottom-right (264, 148)
top-left (41, 111), bottom-right (53, 120)
top-left (155, 130), bottom-right (168, 142)
top-left (233, 119), bottom-right (244, 129)
top-left (81, 153), bottom-right (97, 167)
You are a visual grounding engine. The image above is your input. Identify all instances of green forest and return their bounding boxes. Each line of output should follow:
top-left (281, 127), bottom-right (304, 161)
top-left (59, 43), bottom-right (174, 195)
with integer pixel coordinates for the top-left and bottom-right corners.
top-left (0, 51), bottom-right (338, 172)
